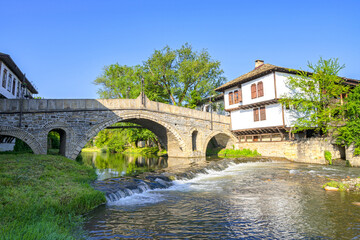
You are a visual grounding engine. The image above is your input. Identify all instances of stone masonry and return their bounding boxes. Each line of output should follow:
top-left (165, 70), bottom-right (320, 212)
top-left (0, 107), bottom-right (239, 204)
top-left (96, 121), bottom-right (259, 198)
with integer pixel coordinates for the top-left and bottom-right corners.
top-left (0, 95), bottom-right (237, 160)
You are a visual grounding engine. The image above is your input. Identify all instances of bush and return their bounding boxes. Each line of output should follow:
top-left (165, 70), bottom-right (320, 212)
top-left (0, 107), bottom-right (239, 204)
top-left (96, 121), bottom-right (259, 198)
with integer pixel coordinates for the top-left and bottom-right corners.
top-left (218, 148), bottom-right (261, 157)
top-left (13, 139), bottom-right (32, 153)
top-left (324, 150), bottom-right (332, 165)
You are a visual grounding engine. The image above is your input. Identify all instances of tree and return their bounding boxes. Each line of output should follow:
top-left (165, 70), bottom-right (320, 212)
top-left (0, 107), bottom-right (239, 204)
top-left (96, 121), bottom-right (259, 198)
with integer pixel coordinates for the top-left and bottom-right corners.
top-left (336, 85), bottom-right (360, 154)
top-left (94, 64), bottom-right (143, 99)
top-left (279, 58), bottom-right (349, 135)
top-left (143, 43), bottom-right (226, 107)
top-left (94, 43), bottom-right (226, 107)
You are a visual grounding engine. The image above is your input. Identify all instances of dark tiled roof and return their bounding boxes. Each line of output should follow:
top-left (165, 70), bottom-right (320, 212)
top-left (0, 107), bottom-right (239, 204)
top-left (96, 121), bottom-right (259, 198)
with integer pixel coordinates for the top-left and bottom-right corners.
top-left (216, 63), bottom-right (359, 92)
top-left (0, 53), bottom-right (38, 94)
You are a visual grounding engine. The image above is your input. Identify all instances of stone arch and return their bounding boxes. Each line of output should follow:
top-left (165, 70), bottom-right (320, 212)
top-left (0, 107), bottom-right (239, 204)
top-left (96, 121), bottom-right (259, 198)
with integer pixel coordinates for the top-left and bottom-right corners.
top-left (202, 130), bottom-right (238, 154)
top-left (41, 121), bottom-right (74, 158)
top-left (70, 111), bottom-right (188, 159)
top-left (0, 126), bottom-right (45, 154)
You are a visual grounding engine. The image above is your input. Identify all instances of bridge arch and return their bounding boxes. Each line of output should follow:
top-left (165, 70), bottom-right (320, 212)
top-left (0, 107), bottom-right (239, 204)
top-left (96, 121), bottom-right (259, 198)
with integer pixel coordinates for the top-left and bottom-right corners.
top-left (70, 111), bottom-right (188, 159)
top-left (0, 126), bottom-right (45, 154)
top-left (202, 130), bottom-right (238, 155)
top-left (40, 121), bottom-right (74, 158)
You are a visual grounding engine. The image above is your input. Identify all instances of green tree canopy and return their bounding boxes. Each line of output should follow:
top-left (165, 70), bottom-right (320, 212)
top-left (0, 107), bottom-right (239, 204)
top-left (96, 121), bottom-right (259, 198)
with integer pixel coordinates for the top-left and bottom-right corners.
top-left (280, 58), bottom-right (349, 134)
top-left (94, 43), bottom-right (226, 108)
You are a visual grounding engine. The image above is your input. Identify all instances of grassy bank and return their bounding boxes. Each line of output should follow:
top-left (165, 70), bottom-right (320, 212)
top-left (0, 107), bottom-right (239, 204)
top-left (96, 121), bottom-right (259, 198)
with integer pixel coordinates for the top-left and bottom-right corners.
top-left (0, 154), bottom-right (106, 239)
top-left (218, 148), bottom-right (261, 158)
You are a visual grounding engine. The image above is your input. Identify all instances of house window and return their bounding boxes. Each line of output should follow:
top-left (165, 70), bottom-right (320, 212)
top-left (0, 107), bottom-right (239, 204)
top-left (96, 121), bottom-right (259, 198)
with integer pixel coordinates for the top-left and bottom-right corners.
top-left (2, 69), bottom-right (7, 88)
top-left (16, 82), bottom-right (20, 97)
top-left (7, 74), bottom-right (12, 92)
top-left (229, 92), bottom-right (234, 105)
top-left (253, 106), bottom-right (266, 121)
top-left (253, 108), bottom-right (259, 121)
top-left (12, 78), bottom-right (16, 95)
top-left (234, 90), bottom-right (239, 103)
top-left (260, 106), bottom-right (266, 120)
top-left (257, 81), bottom-right (264, 97)
top-left (251, 83), bottom-right (257, 99)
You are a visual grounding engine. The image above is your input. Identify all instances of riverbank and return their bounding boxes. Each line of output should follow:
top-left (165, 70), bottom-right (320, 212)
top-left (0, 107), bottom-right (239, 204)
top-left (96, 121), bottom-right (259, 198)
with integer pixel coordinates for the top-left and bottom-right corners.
top-left (0, 154), bottom-right (106, 239)
top-left (82, 146), bottom-right (167, 156)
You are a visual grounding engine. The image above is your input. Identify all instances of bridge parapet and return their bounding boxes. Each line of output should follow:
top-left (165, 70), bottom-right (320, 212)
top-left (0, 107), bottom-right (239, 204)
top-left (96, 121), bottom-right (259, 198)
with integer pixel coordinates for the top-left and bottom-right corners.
top-left (0, 95), bottom-right (230, 124)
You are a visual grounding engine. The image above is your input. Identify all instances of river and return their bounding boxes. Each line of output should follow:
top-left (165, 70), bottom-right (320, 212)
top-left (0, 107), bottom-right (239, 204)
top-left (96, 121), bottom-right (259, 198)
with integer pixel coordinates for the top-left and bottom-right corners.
top-left (81, 152), bottom-right (360, 239)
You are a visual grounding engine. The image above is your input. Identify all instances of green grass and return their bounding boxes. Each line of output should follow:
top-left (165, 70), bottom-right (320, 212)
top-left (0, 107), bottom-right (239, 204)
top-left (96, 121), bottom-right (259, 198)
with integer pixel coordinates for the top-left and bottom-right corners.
top-left (218, 148), bottom-right (261, 158)
top-left (0, 154), bottom-right (106, 239)
top-left (323, 181), bottom-right (349, 191)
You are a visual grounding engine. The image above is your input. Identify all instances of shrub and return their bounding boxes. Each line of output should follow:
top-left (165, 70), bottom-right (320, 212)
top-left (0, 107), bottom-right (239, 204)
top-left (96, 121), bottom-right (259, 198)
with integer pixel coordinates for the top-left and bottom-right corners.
top-left (324, 150), bottom-right (332, 165)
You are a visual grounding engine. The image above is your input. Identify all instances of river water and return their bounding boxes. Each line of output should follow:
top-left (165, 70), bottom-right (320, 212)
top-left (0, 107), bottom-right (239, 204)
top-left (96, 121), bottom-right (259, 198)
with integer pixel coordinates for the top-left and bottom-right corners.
top-left (82, 152), bottom-right (360, 239)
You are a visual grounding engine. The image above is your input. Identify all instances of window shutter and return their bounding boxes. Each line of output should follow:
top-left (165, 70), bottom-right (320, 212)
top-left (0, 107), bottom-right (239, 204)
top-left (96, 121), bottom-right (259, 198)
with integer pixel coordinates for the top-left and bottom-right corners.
top-left (251, 84), bottom-right (257, 99)
top-left (253, 108), bottom-right (259, 121)
top-left (229, 92), bottom-right (234, 105)
top-left (234, 90), bottom-right (238, 103)
top-left (260, 106), bottom-right (266, 120)
top-left (239, 89), bottom-right (242, 102)
top-left (257, 81), bottom-right (264, 97)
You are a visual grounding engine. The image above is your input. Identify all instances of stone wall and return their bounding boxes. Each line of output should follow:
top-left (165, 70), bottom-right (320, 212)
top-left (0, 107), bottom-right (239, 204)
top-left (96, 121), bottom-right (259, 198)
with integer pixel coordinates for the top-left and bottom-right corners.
top-left (236, 138), bottom-right (344, 165)
top-left (345, 144), bottom-right (360, 167)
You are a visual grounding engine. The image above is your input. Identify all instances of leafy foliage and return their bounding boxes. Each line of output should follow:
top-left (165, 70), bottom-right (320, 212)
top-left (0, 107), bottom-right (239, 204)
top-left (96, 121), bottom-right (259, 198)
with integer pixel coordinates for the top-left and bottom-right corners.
top-left (13, 139), bottom-right (32, 153)
top-left (94, 43), bottom-right (225, 107)
top-left (324, 150), bottom-right (332, 165)
top-left (336, 85), bottom-right (360, 154)
top-left (94, 123), bottom-right (159, 153)
top-left (280, 58), bottom-right (349, 134)
top-left (142, 43), bottom-right (226, 107)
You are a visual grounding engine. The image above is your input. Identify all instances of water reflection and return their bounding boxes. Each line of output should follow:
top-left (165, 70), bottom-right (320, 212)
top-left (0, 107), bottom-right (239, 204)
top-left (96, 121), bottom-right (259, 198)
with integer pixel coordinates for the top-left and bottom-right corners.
top-left (81, 151), bottom-right (168, 180)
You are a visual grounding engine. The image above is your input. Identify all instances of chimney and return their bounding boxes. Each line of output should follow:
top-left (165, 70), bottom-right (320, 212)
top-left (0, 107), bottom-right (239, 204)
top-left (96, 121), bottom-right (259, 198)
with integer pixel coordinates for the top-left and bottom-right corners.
top-left (255, 59), bottom-right (264, 68)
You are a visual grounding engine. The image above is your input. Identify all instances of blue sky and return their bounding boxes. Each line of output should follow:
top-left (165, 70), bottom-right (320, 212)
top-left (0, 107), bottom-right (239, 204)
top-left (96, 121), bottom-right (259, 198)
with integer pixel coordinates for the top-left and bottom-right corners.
top-left (1, 0), bottom-right (359, 99)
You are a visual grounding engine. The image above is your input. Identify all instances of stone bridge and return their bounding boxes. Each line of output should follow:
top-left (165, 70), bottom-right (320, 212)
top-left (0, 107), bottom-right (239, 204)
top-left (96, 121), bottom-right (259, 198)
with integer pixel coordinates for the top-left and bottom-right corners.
top-left (0, 95), bottom-right (237, 159)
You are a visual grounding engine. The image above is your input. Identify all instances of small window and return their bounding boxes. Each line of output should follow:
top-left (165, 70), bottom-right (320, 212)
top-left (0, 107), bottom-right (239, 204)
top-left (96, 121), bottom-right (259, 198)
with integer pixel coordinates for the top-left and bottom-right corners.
top-left (251, 84), bottom-right (257, 99)
top-left (253, 108), bottom-right (259, 121)
top-left (257, 81), bottom-right (264, 97)
top-left (229, 92), bottom-right (234, 105)
top-left (234, 90), bottom-right (239, 103)
top-left (12, 78), bottom-right (16, 95)
top-left (2, 69), bottom-right (7, 88)
top-left (16, 83), bottom-right (20, 97)
top-left (7, 74), bottom-right (12, 92)
top-left (260, 106), bottom-right (266, 120)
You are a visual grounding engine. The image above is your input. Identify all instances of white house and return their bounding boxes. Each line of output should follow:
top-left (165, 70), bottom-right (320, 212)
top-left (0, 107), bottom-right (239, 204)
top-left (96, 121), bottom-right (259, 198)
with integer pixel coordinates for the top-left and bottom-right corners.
top-left (215, 60), bottom-right (358, 142)
top-left (0, 53), bottom-right (38, 151)
top-left (0, 52), bottom-right (38, 99)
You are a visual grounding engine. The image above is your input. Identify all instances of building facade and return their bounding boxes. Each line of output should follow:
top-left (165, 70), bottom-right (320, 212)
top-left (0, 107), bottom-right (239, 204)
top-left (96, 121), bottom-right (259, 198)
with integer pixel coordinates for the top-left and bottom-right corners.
top-left (0, 53), bottom-right (38, 99)
top-left (216, 60), bottom-right (358, 143)
top-left (0, 53), bottom-right (38, 151)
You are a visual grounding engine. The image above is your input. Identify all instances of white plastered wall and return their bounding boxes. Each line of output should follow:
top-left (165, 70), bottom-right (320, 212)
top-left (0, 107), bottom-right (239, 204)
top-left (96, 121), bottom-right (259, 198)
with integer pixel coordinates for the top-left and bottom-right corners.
top-left (231, 103), bottom-right (284, 130)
